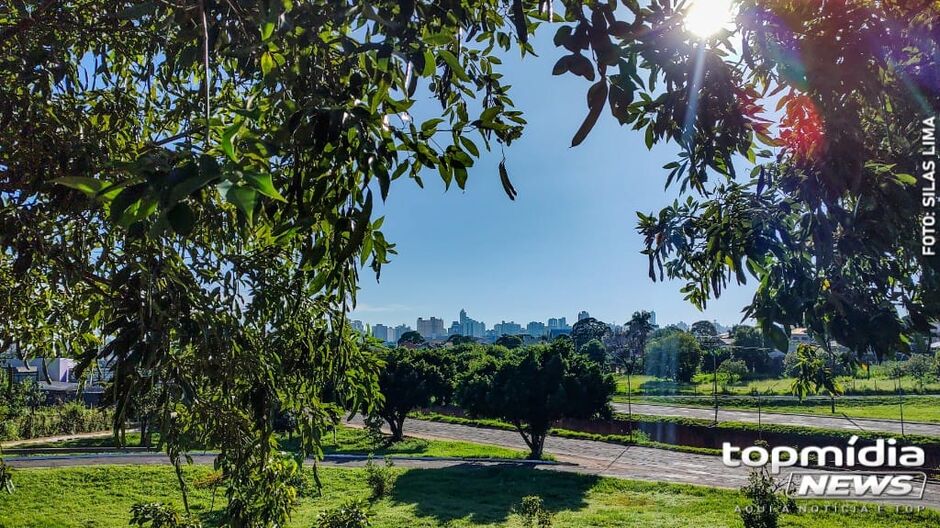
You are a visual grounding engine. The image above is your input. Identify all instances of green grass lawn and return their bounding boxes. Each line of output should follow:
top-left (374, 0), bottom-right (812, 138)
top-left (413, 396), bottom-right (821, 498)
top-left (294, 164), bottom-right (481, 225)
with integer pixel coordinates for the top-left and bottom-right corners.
top-left (5, 424), bottom-right (527, 460)
top-left (623, 395), bottom-right (940, 423)
top-left (0, 465), bottom-right (936, 528)
top-left (614, 374), bottom-right (940, 397)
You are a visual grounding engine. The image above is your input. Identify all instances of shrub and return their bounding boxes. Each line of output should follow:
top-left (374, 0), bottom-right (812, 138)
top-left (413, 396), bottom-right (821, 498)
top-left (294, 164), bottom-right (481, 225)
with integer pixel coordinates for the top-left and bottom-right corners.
top-left (516, 495), bottom-right (553, 528)
top-left (287, 466), bottom-right (315, 498)
top-left (718, 359), bottom-right (748, 385)
top-left (362, 414), bottom-right (386, 446)
top-left (314, 499), bottom-right (372, 528)
top-left (364, 455), bottom-right (395, 500)
top-left (0, 402), bottom-right (112, 441)
top-left (129, 502), bottom-right (202, 528)
top-left (739, 465), bottom-right (793, 528)
top-left (192, 471), bottom-right (223, 489)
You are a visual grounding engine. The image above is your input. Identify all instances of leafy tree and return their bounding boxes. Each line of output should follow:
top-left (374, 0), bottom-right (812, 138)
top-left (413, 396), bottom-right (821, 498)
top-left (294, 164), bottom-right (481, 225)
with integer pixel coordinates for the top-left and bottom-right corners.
top-left (0, 1), bottom-right (543, 522)
top-left (580, 339), bottom-right (607, 367)
top-left (554, 0), bottom-right (940, 359)
top-left (903, 354), bottom-right (936, 392)
top-left (570, 317), bottom-right (610, 351)
top-left (730, 325), bottom-right (772, 376)
top-left (718, 359), bottom-right (748, 385)
top-left (495, 334), bottom-right (525, 350)
top-left (790, 344), bottom-right (842, 412)
top-left (371, 348), bottom-right (453, 442)
top-left (607, 311), bottom-right (654, 425)
top-left (396, 331), bottom-right (426, 348)
top-left (644, 331), bottom-right (701, 383)
top-left (458, 340), bottom-right (614, 459)
top-left (447, 334), bottom-right (476, 345)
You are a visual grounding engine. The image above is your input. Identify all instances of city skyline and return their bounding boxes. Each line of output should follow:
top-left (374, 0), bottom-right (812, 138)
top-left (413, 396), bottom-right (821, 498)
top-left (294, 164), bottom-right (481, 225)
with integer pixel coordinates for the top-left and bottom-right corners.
top-left (353, 306), bottom-right (740, 343)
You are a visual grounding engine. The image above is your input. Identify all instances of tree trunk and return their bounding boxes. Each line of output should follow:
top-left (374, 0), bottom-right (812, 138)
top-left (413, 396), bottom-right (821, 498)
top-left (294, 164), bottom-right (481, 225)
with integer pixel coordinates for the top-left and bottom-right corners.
top-left (388, 415), bottom-right (405, 442)
top-left (528, 433), bottom-right (546, 460)
top-left (140, 418), bottom-right (151, 448)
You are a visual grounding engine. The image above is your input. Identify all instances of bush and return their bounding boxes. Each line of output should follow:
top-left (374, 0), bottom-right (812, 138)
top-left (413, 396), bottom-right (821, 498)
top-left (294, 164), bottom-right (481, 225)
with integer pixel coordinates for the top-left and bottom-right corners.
top-left (314, 499), bottom-right (372, 528)
top-left (739, 465), bottom-right (794, 528)
top-left (362, 414), bottom-right (386, 446)
top-left (0, 402), bottom-right (112, 441)
top-left (363, 455), bottom-right (395, 500)
top-left (516, 495), bottom-right (553, 528)
top-left (718, 359), bottom-right (748, 385)
top-left (129, 502), bottom-right (202, 528)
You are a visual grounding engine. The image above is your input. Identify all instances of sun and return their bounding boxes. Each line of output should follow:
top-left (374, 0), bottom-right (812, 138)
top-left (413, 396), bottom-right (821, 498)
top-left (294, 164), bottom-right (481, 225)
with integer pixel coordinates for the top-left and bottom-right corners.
top-left (684, 0), bottom-right (736, 38)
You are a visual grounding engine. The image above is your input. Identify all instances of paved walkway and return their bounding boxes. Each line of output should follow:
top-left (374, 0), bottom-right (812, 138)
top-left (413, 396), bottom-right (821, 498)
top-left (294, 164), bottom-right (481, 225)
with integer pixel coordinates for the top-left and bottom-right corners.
top-left (8, 418), bottom-right (939, 510)
top-left (613, 403), bottom-right (940, 438)
top-left (343, 417), bottom-right (940, 509)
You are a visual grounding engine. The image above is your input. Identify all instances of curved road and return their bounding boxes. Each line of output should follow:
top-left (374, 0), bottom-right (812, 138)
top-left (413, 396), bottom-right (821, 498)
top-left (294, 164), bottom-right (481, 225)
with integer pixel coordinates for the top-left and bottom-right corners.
top-left (9, 417), bottom-right (939, 511)
top-left (613, 403), bottom-right (940, 437)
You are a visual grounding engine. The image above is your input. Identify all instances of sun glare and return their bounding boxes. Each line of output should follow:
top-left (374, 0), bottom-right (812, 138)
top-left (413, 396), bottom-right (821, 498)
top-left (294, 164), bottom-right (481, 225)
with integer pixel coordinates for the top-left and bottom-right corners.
top-left (684, 0), bottom-right (735, 38)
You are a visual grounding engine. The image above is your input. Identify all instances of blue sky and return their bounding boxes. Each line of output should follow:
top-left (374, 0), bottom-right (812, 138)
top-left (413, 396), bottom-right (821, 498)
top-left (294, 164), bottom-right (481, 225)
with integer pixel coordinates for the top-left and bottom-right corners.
top-left (351, 27), bottom-right (756, 330)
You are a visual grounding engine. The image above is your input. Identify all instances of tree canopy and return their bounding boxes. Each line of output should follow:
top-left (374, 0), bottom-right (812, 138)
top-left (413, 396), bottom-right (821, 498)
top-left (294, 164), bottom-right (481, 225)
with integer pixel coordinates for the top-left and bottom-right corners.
top-left (458, 339), bottom-right (614, 459)
top-left (371, 347), bottom-right (453, 441)
top-left (550, 0), bottom-right (939, 356)
top-left (0, 0), bottom-right (542, 522)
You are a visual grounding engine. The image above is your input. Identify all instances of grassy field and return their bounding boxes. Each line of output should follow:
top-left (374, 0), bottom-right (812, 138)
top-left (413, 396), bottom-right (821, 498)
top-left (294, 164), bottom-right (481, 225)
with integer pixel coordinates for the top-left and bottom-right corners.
top-left (623, 395), bottom-right (940, 423)
top-left (615, 374), bottom-right (940, 397)
top-left (1, 465), bottom-right (937, 527)
top-left (4, 425), bottom-right (528, 460)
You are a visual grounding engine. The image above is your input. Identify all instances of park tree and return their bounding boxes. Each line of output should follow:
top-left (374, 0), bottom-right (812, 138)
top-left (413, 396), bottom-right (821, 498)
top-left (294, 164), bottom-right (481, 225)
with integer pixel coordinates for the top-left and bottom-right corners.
top-left (495, 334), bottom-right (525, 349)
top-left (730, 325), bottom-right (772, 376)
top-left (903, 354), bottom-right (936, 392)
top-left (458, 339), bottom-right (615, 459)
top-left (644, 331), bottom-right (701, 383)
top-left (552, 1), bottom-right (940, 359)
top-left (371, 347), bottom-right (453, 441)
top-left (607, 310), bottom-right (655, 422)
top-left (397, 331), bottom-right (426, 348)
top-left (718, 358), bottom-right (748, 385)
top-left (0, 0), bottom-right (544, 520)
top-left (570, 317), bottom-right (610, 351)
top-left (790, 344), bottom-right (842, 413)
top-left (581, 338), bottom-right (608, 366)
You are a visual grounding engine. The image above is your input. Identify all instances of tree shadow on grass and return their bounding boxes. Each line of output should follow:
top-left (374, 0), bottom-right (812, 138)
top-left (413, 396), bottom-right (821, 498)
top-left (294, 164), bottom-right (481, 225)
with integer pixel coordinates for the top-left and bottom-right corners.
top-left (389, 463), bottom-right (598, 524)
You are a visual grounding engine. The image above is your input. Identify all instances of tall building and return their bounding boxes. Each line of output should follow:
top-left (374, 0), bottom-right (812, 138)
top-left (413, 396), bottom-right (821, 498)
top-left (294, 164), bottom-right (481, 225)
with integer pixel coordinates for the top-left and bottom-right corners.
top-left (493, 321), bottom-right (523, 335)
top-left (577, 311), bottom-right (590, 321)
top-left (456, 309), bottom-right (485, 338)
top-left (392, 324), bottom-right (412, 343)
top-left (649, 311), bottom-right (657, 326)
top-left (417, 317), bottom-right (445, 339)
top-left (372, 324), bottom-right (389, 342)
top-left (548, 317), bottom-right (569, 330)
top-left (526, 321), bottom-right (546, 337)
top-left (350, 320), bottom-right (365, 334)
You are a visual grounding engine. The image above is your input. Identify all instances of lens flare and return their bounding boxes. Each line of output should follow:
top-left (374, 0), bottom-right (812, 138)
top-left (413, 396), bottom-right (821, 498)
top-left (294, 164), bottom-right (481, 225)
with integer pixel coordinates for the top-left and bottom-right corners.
top-left (685, 0), bottom-right (735, 38)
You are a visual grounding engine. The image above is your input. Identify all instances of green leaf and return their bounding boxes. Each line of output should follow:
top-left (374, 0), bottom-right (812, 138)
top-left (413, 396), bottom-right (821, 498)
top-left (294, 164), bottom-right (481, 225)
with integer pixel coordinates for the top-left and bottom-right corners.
top-left (167, 203), bottom-right (196, 236)
top-left (261, 21), bottom-right (275, 41)
top-left (53, 177), bottom-right (109, 197)
top-left (261, 51), bottom-right (275, 77)
top-left (226, 185), bottom-right (258, 223)
top-left (438, 50), bottom-right (469, 81)
top-left (244, 173), bottom-right (286, 202)
top-left (221, 122), bottom-right (242, 161)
